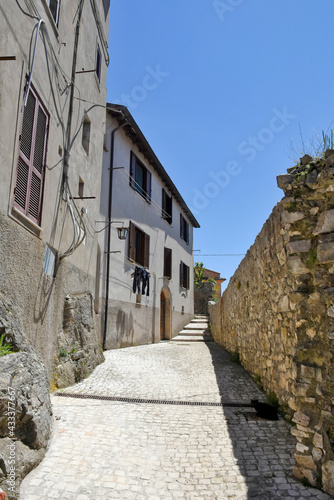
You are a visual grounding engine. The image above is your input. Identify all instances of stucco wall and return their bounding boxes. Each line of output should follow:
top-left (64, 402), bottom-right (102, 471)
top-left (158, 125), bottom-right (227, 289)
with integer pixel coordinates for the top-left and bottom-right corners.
top-left (210, 154), bottom-right (334, 495)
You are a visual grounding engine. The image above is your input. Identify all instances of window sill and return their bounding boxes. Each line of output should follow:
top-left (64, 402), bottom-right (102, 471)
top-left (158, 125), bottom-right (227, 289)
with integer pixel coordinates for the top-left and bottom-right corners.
top-left (11, 207), bottom-right (43, 237)
top-left (41, 0), bottom-right (60, 40)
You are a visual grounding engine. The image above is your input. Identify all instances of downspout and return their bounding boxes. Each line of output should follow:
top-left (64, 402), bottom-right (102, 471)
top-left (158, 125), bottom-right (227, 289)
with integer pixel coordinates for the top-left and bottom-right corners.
top-left (64, 0), bottom-right (84, 180)
top-left (103, 119), bottom-right (128, 350)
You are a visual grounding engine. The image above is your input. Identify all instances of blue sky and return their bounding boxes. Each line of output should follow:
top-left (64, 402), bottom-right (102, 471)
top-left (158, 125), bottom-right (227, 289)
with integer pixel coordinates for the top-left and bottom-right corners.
top-left (107, 0), bottom-right (334, 291)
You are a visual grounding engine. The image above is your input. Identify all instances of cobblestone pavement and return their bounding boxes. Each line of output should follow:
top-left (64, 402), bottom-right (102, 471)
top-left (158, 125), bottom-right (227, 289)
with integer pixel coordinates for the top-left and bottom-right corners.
top-left (20, 342), bottom-right (332, 499)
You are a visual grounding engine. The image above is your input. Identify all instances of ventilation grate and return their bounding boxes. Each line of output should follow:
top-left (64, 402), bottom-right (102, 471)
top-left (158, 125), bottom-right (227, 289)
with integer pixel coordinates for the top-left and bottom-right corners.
top-left (55, 392), bottom-right (254, 408)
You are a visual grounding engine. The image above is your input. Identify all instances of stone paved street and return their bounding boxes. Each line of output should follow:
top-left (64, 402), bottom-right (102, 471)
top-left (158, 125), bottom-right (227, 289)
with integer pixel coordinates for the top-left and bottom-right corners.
top-left (20, 342), bottom-right (332, 499)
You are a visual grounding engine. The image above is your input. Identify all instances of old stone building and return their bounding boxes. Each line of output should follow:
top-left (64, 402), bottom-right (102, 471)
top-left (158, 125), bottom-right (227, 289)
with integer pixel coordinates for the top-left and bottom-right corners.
top-left (0, 1), bottom-right (110, 383)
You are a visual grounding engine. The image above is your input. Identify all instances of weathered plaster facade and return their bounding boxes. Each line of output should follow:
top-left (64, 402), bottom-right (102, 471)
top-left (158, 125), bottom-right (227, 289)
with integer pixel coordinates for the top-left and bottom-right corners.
top-left (0, 1), bottom-right (109, 382)
top-left (99, 105), bottom-right (200, 348)
top-left (209, 153), bottom-right (334, 495)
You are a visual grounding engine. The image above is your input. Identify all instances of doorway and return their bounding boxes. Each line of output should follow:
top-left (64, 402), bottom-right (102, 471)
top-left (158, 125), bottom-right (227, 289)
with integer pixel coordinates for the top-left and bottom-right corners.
top-left (160, 288), bottom-right (171, 340)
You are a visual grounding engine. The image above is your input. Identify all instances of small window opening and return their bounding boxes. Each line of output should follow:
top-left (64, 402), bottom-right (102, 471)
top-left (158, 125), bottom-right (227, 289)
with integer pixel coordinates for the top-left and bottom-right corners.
top-left (95, 44), bottom-right (102, 82)
top-left (82, 115), bottom-right (91, 155)
top-left (78, 177), bottom-right (84, 198)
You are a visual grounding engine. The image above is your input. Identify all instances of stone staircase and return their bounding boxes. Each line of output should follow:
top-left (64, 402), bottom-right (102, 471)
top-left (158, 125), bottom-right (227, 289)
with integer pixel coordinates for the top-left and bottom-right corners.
top-left (171, 315), bottom-right (213, 342)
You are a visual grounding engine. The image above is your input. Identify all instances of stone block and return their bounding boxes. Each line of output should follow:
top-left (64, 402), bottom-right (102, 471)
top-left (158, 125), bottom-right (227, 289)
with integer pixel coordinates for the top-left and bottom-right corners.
top-left (278, 295), bottom-right (290, 312)
top-left (287, 256), bottom-right (310, 275)
top-left (322, 461), bottom-right (334, 496)
top-left (293, 411), bottom-right (310, 427)
top-left (286, 239), bottom-right (312, 254)
top-left (306, 169), bottom-right (319, 188)
top-left (310, 207), bottom-right (319, 216)
top-left (295, 454), bottom-right (317, 471)
top-left (312, 447), bottom-right (323, 462)
top-left (291, 428), bottom-right (310, 439)
top-left (327, 306), bottom-right (334, 318)
top-left (293, 466), bottom-right (317, 486)
top-left (282, 210), bottom-right (305, 224)
top-left (313, 209), bottom-right (334, 235)
top-left (313, 433), bottom-right (323, 449)
top-left (318, 242), bottom-right (334, 263)
top-left (301, 365), bottom-right (316, 379)
top-left (277, 174), bottom-right (293, 190)
top-left (296, 443), bottom-right (309, 453)
top-left (300, 154), bottom-right (313, 166)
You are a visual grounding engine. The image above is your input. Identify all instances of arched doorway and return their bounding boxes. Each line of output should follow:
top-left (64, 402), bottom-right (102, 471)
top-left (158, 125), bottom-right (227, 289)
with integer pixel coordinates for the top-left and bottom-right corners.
top-left (160, 288), bottom-right (171, 340)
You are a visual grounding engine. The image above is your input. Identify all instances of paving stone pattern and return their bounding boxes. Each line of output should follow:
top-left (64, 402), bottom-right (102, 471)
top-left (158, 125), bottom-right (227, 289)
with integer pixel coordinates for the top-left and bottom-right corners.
top-left (20, 343), bottom-right (332, 499)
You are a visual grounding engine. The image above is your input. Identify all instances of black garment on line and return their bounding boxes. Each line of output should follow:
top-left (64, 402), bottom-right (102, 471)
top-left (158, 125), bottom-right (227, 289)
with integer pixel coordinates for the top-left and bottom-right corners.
top-left (133, 266), bottom-right (150, 296)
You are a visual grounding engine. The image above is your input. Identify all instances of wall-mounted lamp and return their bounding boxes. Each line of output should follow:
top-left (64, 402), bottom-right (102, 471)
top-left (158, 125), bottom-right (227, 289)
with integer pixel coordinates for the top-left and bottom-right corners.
top-left (117, 226), bottom-right (129, 240)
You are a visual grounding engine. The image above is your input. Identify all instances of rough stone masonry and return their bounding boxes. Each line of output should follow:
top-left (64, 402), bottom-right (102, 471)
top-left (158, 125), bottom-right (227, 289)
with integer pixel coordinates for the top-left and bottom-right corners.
top-left (209, 151), bottom-right (334, 496)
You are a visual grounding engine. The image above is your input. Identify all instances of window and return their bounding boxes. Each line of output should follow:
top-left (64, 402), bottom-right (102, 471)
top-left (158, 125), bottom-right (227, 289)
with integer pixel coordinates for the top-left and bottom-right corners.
top-left (47, 0), bottom-right (60, 26)
top-left (130, 152), bottom-right (152, 203)
top-left (78, 177), bottom-right (84, 198)
top-left (180, 261), bottom-right (190, 289)
top-left (13, 84), bottom-right (49, 226)
top-left (162, 189), bottom-right (172, 224)
top-left (128, 222), bottom-right (150, 268)
top-left (82, 114), bottom-right (91, 155)
top-left (164, 248), bottom-right (172, 279)
top-left (180, 214), bottom-right (189, 244)
top-left (95, 44), bottom-right (102, 82)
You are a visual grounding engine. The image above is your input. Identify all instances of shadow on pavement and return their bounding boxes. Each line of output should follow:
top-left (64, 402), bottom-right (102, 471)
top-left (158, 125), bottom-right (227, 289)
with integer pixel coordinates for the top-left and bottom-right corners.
top-left (205, 341), bottom-right (326, 500)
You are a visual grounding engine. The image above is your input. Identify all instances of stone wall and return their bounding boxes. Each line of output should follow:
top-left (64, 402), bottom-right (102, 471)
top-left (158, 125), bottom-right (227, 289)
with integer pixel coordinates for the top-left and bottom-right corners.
top-left (210, 153), bottom-right (334, 495)
top-left (0, 293), bottom-right (52, 499)
top-left (194, 282), bottom-right (215, 315)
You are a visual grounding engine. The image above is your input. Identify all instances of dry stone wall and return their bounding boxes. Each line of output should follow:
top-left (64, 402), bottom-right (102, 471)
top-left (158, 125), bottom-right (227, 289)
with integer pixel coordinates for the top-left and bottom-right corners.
top-left (209, 152), bottom-right (334, 495)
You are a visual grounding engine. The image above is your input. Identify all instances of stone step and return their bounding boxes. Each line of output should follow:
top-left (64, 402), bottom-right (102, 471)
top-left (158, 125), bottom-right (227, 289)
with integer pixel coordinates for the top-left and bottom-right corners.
top-left (171, 334), bottom-right (213, 342)
top-left (179, 329), bottom-right (209, 335)
top-left (184, 323), bottom-right (208, 329)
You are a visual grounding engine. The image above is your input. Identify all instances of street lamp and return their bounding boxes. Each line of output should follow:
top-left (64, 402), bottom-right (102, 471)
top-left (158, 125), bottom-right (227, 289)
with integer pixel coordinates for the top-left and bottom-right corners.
top-left (117, 226), bottom-right (128, 240)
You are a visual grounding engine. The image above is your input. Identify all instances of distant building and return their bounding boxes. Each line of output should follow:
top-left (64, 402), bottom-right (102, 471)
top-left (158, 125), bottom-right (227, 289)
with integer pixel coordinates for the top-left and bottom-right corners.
top-left (203, 269), bottom-right (226, 298)
top-left (99, 104), bottom-right (200, 348)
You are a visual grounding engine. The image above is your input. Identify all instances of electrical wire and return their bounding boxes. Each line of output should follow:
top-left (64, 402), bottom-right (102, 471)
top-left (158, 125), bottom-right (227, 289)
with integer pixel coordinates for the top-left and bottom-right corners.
top-left (117, 168), bottom-right (173, 221)
top-left (15, 0), bottom-right (39, 19)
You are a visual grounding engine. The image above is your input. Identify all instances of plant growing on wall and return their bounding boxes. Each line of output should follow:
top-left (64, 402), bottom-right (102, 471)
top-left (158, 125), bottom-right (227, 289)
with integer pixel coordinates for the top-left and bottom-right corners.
top-left (0, 334), bottom-right (16, 357)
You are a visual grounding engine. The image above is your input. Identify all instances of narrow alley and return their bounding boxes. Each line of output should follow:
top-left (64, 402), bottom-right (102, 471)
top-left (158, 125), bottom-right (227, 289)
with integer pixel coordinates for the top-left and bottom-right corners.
top-left (20, 330), bottom-right (331, 500)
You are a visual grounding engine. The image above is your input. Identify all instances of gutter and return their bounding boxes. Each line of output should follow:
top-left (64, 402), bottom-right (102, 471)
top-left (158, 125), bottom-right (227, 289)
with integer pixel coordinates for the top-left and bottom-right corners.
top-left (103, 118), bottom-right (128, 350)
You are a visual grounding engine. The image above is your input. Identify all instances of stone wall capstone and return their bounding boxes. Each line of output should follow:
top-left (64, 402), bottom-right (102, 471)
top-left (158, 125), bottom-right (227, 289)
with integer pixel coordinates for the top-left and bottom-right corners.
top-left (209, 152), bottom-right (334, 495)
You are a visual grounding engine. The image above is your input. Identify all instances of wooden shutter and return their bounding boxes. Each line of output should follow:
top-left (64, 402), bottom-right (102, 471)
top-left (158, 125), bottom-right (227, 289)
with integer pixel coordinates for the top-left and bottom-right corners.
top-left (164, 248), bottom-right (172, 278)
top-left (180, 261), bottom-right (183, 287)
top-left (180, 214), bottom-right (183, 239)
top-left (185, 264), bottom-right (190, 289)
top-left (186, 220), bottom-right (189, 244)
top-left (144, 232), bottom-right (150, 268)
top-left (128, 221), bottom-right (135, 261)
top-left (14, 85), bottom-right (48, 225)
top-left (129, 152), bottom-right (136, 189)
top-left (146, 170), bottom-right (152, 203)
top-left (162, 189), bottom-right (166, 217)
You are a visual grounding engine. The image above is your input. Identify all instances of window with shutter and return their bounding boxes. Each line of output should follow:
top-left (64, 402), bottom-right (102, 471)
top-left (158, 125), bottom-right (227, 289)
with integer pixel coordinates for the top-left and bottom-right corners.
top-left (13, 84), bottom-right (49, 226)
top-left (180, 261), bottom-right (190, 289)
top-left (164, 248), bottom-right (172, 279)
top-left (128, 221), bottom-right (150, 268)
top-left (129, 152), bottom-right (152, 203)
top-left (162, 189), bottom-right (172, 224)
top-left (180, 214), bottom-right (189, 244)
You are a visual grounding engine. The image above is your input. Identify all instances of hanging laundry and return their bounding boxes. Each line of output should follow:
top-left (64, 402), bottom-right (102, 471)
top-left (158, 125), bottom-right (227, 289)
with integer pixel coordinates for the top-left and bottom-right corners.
top-left (132, 266), bottom-right (150, 296)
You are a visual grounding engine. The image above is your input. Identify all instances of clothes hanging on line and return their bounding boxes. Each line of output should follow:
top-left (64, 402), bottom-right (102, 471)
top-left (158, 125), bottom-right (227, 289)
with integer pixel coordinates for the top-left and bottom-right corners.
top-left (132, 266), bottom-right (150, 296)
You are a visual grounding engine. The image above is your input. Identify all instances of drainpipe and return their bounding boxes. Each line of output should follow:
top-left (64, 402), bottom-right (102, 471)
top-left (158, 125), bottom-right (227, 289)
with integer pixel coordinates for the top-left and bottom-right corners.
top-left (103, 119), bottom-right (128, 350)
top-left (64, 0), bottom-right (84, 180)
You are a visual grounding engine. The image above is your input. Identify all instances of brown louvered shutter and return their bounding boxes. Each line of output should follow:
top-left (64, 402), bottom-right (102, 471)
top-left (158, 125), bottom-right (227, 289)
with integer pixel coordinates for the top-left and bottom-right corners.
top-left (14, 85), bottom-right (48, 225)
top-left (144, 233), bottom-right (150, 268)
top-left (180, 261), bottom-right (183, 287)
top-left (128, 221), bottom-right (135, 261)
